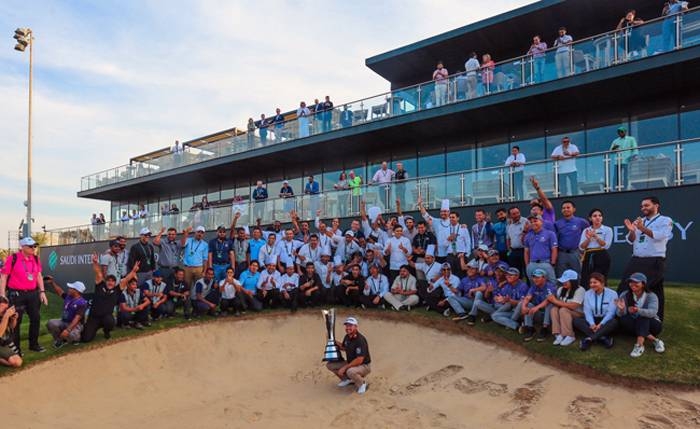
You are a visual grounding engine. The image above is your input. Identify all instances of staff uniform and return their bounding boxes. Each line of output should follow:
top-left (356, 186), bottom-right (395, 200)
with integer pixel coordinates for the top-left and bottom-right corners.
top-left (190, 277), bottom-right (219, 316)
top-left (554, 216), bottom-right (589, 276)
top-left (383, 274), bottom-right (419, 310)
top-left (237, 269), bottom-right (263, 312)
top-left (573, 287), bottom-right (619, 341)
top-left (522, 281), bottom-right (557, 328)
top-left (279, 272), bottom-right (300, 311)
top-left (447, 275), bottom-right (482, 316)
top-left (156, 239), bottom-right (182, 282)
top-left (492, 280), bottom-right (529, 330)
top-left (257, 269), bottom-right (282, 308)
top-left (209, 238), bottom-right (234, 281)
top-left (314, 261), bottom-right (335, 305)
top-left (46, 292), bottom-right (88, 344)
top-left (167, 278), bottom-right (192, 318)
top-left (117, 289), bottom-right (149, 327)
top-left (616, 290), bottom-right (662, 338)
top-left (141, 279), bottom-right (170, 318)
top-left (619, 213), bottom-right (673, 320)
top-left (360, 274), bottom-right (389, 308)
top-left (384, 236), bottom-right (412, 279)
top-left (578, 225), bottom-right (613, 289)
top-left (524, 228), bottom-right (558, 282)
top-left (506, 217), bottom-right (528, 276)
top-left (182, 237), bottom-right (208, 286)
top-left (471, 280), bottom-right (512, 316)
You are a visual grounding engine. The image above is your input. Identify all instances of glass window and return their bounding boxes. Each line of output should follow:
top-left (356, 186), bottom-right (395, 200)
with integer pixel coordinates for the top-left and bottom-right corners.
top-left (220, 187), bottom-right (235, 201)
top-left (476, 142), bottom-right (509, 169)
top-left (631, 112), bottom-right (678, 146)
top-left (586, 113), bottom-right (629, 154)
top-left (323, 170), bottom-right (343, 192)
top-left (417, 148), bottom-right (445, 176)
top-left (446, 138), bottom-right (476, 173)
top-left (681, 108), bottom-right (700, 139)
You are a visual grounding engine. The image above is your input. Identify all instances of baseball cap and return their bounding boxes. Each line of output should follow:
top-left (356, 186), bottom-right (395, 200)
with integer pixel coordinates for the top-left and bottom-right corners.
top-left (403, 215), bottom-right (414, 221)
top-left (477, 244), bottom-right (489, 252)
top-left (466, 259), bottom-right (480, 269)
top-left (109, 239), bottom-right (120, 247)
top-left (487, 249), bottom-right (499, 257)
top-left (153, 270), bottom-right (163, 278)
top-left (531, 268), bottom-right (547, 278)
top-left (67, 281), bottom-right (86, 293)
top-left (617, 126), bottom-right (627, 133)
top-left (19, 237), bottom-right (36, 247)
top-left (216, 225), bottom-right (227, 232)
top-left (557, 269), bottom-right (578, 283)
top-left (139, 227), bottom-right (151, 236)
top-left (496, 261), bottom-right (510, 271)
top-left (441, 262), bottom-right (452, 270)
top-left (344, 230), bottom-right (355, 237)
top-left (195, 226), bottom-right (206, 233)
top-left (629, 272), bottom-right (647, 284)
top-left (344, 317), bottom-right (358, 326)
top-left (506, 267), bottom-right (520, 276)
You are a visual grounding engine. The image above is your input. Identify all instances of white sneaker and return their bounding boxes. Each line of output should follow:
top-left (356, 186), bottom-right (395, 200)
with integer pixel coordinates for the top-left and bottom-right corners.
top-left (442, 308), bottom-right (451, 317)
top-left (357, 382), bottom-right (368, 394)
top-left (560, 336), bottom-right (576, 347)
top-left (630, 344), bottom-right (645, 358)
top-left (552, 335), bottom-right (563, 346)
top-left (337, 379), bottom-right (354, 387)
top-left (653, 339), bottom-right (666, 353)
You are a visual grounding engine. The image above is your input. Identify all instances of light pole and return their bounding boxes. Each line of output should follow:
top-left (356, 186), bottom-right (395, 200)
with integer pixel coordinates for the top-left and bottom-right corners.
top-left (13, 28), bottom-right (33, 238)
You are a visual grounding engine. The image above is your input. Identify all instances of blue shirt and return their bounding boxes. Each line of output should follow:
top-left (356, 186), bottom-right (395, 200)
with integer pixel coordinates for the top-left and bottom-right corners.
top-left (252, 187), bottom-right (268, 201)
top-left (248, 238), bottom-right (266, 263)
top-left (524, 229), bottom-right (558, 262)
top-left (555, 216), bottom-right (589, 251)
top-left (526, 281), bottom-right (557, 305)
top-left (183, 237), bottom-right (209, 267)
top-left (304, 181), bottom-right (320, 195)
top-left (239, 270), bottom-right (260, 292)
top-left (583, 287), bottom-right (618, 326)
top-left (491, 282), bottom-right (512, 304)
top-left (492, 220), bottom-right (508, 252)
top-left (458, 275), bottom-right (482, 296)
top-left (61, 293), bottom-right (88, 323)
top-left (508, 280), bottom-right (529, 301)
top-left (209, 238), bottom-right (233, 265)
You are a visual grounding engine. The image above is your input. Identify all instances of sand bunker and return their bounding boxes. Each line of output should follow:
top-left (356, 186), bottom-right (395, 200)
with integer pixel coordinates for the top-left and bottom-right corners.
top-left (2, 313), bottom-right (699, 429)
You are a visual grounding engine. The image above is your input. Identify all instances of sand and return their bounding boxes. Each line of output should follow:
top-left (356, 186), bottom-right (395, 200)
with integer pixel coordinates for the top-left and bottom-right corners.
top-left (1, 313), bottom-right (699, 429)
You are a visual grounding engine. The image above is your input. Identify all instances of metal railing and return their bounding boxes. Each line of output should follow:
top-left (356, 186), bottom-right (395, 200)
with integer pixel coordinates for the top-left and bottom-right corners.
top-left (51, 137), bottom-right (700, 245)
top-left (79, 7), bottom-right (700, 192)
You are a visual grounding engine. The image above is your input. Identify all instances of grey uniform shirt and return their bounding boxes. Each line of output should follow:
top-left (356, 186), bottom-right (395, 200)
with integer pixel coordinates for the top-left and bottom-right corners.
top-left (157, 239), bottom-right (182, 268)
top-left (507, 217), bottom-right (529, 249)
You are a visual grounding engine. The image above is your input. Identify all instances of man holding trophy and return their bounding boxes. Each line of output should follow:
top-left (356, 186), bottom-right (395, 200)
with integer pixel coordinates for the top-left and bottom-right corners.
top-left (323, 309), bottom-right (371, 395)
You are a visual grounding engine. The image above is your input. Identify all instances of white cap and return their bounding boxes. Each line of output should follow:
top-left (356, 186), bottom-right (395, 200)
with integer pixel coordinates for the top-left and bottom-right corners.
top-left (466, 259), bottom-right (480, 269)
top-left (283, 179), bottom-right (289, 184)
top-left (477, 244), bottom-right (489, 252)
top-left (265, 255), bottom-right (277, 266)
top-left (243, 225), bottom-right (250, 236)
top-left (425, 244), bottom-right (435, 257)
top-left (440, 199), bottom-right (450, 211)
top-left (195, 225), bottom-right (206, 232)
top-left (344, 230), bottom-right (355, 237)
top-left (557, 269), bottom-right (579, 283)
top-left (19, 237), bottom-right (36, 247)
top-left (344, 317), bottom-right (358, 326)
top-left (67, 281), bottom-right (86, 293)
top-left (139, 227), bottom-right (151, 236)
top-left (368, 206), bottom-right (382, 223)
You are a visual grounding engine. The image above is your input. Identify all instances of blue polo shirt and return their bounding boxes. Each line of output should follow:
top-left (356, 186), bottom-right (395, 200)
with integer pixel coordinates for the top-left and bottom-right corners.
top-left (492, 221), bottom-right (508, 252)
top-left (526, 281), bottom-right (557, 305)
top-left (508, 280), bottom-right (529, 300)
top-left (524, 229), bottom-right (558, 262)
top-left (239, 270), bottom-right (260, 292)
top-left (458, 275), bottom-right (482, 296)
top-left (183, 238), bottom-right (209, 267)
top-left (209, 238), bottom-right (233, 265)
top-left (491, 282), bottom-right (512, 302)
top-left (248, 238), bottom-right (266, 263)
top-left (555, 216), bottom-right (589, 251)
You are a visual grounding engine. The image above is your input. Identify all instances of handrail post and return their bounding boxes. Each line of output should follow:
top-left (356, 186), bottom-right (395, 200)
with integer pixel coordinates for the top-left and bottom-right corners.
top-left (615, 152), bottom-right (623, 191)
top-left (459, 173), bottom-right (466, 205)
top-left (425, 179), bottom-right (431, 209)
top-left (384, 184), bottom-right (390, 213)
top-left (529, 56), bottom-right (534, 85)
top-left (568, 46), bottom-right (574, 76)
top-left (520, 60), bottom-right (525, 87)
top-left (624, 28), bottom-right (629, 61)
top-left (498, 168), bottom-right (505, 202)
top-left (604, 153), bottom-right (611, 192)
top-left (675, 142), bottom-right (683, 186)
top-left (509, 166), bottom-right (515, 201)
top-left (553, 161), bottom-right (560, 197)
top-left (676, 13), bottom-right (682, 49)
top-left (417, 84), bottom-right (422, 110)
top-left (613, 31), bottom-right (619, 64)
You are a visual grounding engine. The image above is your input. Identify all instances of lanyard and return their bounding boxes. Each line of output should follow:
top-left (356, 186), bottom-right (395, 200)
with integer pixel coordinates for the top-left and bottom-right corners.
top-left (401, 277), bottom-right (408, 291)
top-left (189, 239), bottom-right (203, 256)
top-left (309, 246), bottom-right (318, 261)
top-left (284, 241), bottom-right (293, 257)
top-left (139, 243), bottom-right (151, 261)
top-left (644, 214), bottom-right (660, 228)
top-left (595, 292), bottom-right (603, 316)
top-left (370, 277), bottom-right (380, 294)
top-left (20, 256), bottom-right (36, 279)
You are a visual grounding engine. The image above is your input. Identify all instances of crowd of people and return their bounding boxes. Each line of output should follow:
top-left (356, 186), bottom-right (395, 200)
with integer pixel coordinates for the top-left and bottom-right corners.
top-left (1, 174), bottom-right (673, 368)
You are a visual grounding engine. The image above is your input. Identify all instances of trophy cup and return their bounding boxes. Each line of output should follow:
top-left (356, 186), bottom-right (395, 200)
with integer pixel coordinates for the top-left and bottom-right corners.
top-left (322, 309), bottom-right (342, 362)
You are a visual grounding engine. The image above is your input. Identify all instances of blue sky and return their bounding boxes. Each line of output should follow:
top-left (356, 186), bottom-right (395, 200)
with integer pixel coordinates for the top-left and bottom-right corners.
top-left (0, 0), bottom-right (531, 246)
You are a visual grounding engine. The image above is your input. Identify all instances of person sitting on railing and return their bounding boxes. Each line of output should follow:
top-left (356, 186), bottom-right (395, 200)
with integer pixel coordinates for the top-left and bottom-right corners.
top-left (616, 9), bottom-right (646, 58)
top-left (527, 35), bottom-right (548, 83)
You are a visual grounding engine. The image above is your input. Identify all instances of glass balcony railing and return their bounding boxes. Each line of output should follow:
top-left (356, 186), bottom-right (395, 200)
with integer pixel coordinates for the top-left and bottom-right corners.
top-left (51, 137), bottom-right (696, 245)
top-left (79, 7), bottom-right (700, 192)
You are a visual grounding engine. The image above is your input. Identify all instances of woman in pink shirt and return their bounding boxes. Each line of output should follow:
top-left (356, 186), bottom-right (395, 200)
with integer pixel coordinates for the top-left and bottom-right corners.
top-left (481, 54), bottom-right (495, 93)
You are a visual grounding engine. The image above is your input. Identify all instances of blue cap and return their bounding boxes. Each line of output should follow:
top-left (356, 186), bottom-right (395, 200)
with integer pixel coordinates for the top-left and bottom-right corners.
top-left (495, 261), bottom-right (510, 271)
top-left (153, 270), bottom-right (163, 278)
top-left (531, 268), bottom-right (546, 278)
top-left (629, 272), bottom-right (647, 284)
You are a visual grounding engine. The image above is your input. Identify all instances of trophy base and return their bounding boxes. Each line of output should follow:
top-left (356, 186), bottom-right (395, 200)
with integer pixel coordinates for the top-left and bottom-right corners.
top-left (322, 340), bottom-right (342, 362)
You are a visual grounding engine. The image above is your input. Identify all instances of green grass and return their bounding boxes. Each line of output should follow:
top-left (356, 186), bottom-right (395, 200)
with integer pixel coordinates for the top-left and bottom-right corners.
top-left (2, 283), bottom-right (699, 386)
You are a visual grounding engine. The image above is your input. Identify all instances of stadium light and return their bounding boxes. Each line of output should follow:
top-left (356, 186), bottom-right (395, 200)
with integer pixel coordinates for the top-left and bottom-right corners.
top-left (13, 27), bottom-right (33, 238)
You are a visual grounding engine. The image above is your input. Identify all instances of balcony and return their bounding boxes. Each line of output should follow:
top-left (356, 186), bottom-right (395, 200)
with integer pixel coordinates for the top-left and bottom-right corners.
top-left (79, 8), bottom-right (700, 193)
top-left (52, 137), bottom-right (700, 245)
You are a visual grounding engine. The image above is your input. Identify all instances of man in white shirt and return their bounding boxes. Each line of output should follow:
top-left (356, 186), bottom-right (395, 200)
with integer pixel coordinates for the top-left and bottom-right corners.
top-left (334, 231), bottom-right (362, 263)
top-left (257, 256), bottom-right (281, 309)
top-left (551, 136), bottom-right (580, 196)
top-left (314, 251), bottom-right (335, 305)
top-left (258, 233), bottom-right (278, 268)
top-left (219, 267), bottom-right (243, 316)
top-left (464, 52), bottom-right (480, 99)
top-left (418, 197), bottom-right (453, 263)
top-left (383, 265), bottom-right (419, 311)
top-left (360, 264), bottom-right (389, 309)
top-left (371, 161), bottom-right (395, 208)
top-left (619, 196), bottom-right (673, 321)
top-left (275, 229), bottom-right (303, 271)
top-left (504, 145), bottom-right (526, 200)
top-left (279, 263), bottom-right (300, 312)
top-left (297, 234), bottom-right (323, 268)
top-left (553, 26), bottom-right (573, 77)
top-left (384, 225), bottom-right (413, 283)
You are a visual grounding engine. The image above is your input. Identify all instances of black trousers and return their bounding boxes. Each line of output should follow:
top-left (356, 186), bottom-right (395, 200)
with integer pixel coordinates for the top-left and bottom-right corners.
top-left (424, 287), bottom-right (446, 312)
top-left (580, 249), bottom-right (611, 290)
top-left (221, 297), bottom-right (243, 313)
top-left (320, 287), bottom-right (336, 305)
top-left (239, 292), bottom-right (263, 312)
top-left (281, 289), bottom-right (299, 311)
top-left (573, 316), bottom-right (619, 341)
top-left (618, 314), bottom-right (663, 338)
top-left (166, 298), bottom-right (192, 318)
top-left (359, 293), bottom-right (385, 308)
top-left (81, 313), bottom-right (115, 343)
top-left (507, 248), bottom-right (525, 278)
top-left (619, 256), bottom-right (666, 321)
top-left (256, 289), bottom-right (281, 309)
top-left (339, 286), bottom-right (361, 307)
top-left (7, 289), bottom-right (41, 349)
top-left (298, 288), bottom-right (322, 308)
top-left (117, 309), bottom-right (149, 326)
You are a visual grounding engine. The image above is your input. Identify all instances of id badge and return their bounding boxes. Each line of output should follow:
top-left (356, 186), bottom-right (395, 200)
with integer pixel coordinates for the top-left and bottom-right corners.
top-left (639, 235), bottom-right (645, 243)
top-left (27, 273), bottom-right (34, 281)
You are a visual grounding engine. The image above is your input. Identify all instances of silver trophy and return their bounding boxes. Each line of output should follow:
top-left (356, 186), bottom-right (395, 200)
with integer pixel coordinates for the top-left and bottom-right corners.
top-left (322, 308), bottom-right (342, 362)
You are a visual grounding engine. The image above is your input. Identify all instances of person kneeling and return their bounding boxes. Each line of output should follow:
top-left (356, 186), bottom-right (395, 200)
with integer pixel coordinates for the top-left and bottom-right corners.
top-left (280, 263), bottom-right (300, 312)
top-left (519, 268), bottom-right (556, 342)
top-left (383, 265), bottom-right (419, 311)
top-left (46, 278), bottom-right (88, 348)
top-left (220, 267), bottom-right (243, 316)
top-left (616, 272), bottom-right (665, 358)
top-left (360, 264), bottom-right (389, 309)
top-left (118, 278), bottom-right (151, 329)
top-left (573, 272), bottom-right (618, 351)
top-left (141, 270), bottom-right (170, 321)
top-left (326, 316), bottom-right (371, 395)
top-left (191, 267), bottom-right (220, 317)
top-left (0, 296), bottom-right (22, 367)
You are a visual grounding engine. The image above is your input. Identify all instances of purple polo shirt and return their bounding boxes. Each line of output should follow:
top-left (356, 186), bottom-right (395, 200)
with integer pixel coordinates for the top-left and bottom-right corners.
top-left (543, 207), bottom-right (556, 224)
top-left (458, 275), bottom-right (482, 296)
top-left (555, 216), bottom-right (590, 251)
top-left (492, 282), bottom-right (512, 301)
top-left (526, 281), bottom-right (557, 305)
top-left (61, 293), bottom-right (88, 323)
top-left (508, 280), bottom-right (529, 300)
top-left (524, 229), bottom-right (558, 262)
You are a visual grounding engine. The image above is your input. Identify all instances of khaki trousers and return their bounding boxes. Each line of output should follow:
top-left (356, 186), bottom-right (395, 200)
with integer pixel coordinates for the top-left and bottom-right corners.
top-left (549, 306), bottom-right (583, 338)
top-left (383, 292), bottom-right (420, 310)
top-left (184, 266), bottom-right (203, 287)
top-left (327, 361), bottom-right (371, 385)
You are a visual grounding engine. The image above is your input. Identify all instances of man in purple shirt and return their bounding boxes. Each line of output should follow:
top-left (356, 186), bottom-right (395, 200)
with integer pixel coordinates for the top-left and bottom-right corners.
top-left (519, 269), bottom-right (557, 341)
top-left (448, 260), bottom-right (483, 320)
top-left (554, 200), bottom-right (589, 277)
top-left (492, 267), bottom-right (529, 330)
top-left (45, 278), bottom-right (88, 348)
top-left (524, 214), bottom-right (558, 283)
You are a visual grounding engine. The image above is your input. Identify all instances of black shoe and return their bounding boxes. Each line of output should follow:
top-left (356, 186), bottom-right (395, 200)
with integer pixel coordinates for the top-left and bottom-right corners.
top-left (29, 345), bottom-right (46, 353)
top-left (104, 331), bottom-right (111, 340)
top-left (481, 314), bottom-right (492, 323)
top-left (451, 313), bottom-right (468, 321)
top-left (466, 315), bottom-right (476, 326)
top-left (536, 327), bottom-right (549, 342)
top-left (599, 336), bottom-right (614, 349)
top-left (53, 340), bottom-right (66, 349)
top-left (580, 337), bottom-right (593, 351)
top-left (523, 327), bottom-right (536, 342)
